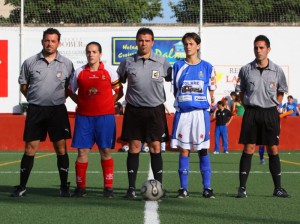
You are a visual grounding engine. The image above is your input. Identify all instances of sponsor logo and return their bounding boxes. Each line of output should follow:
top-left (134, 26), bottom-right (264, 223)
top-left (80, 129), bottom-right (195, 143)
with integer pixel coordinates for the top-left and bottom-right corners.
top-left (194, 96), bottom-right (206, 101)
top-left (178, 95), bottom-right (192, 102)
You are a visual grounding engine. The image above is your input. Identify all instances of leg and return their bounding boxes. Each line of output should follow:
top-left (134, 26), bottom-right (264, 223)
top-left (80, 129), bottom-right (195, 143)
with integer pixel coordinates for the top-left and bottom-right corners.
top-left (177, 148), bottom-right (190, 198)
top-left (53, 139), bottom-right (70, 190)
top-left (72, 148), bottom-right (89, 197)
top-left (149, 140), bottom-right (163, 183)
top-left (127, 140), bottom-right (141, 189)
top-left (259, 146), bottom-right (265, 164)
top-left (99, 148), bottom-right (114, 193)
top-left (222, 126), bottom-right (229, 153)
top-left (236, 144), bottom-right (255, 198)
top-left (199, 149), bottom-right (215, 198)
top-left (214, 126), bottom-right (220, 153)
top-left (267, 145), bottom-right (281, 189)
top-left (11, 141), bottom-right (39, 197)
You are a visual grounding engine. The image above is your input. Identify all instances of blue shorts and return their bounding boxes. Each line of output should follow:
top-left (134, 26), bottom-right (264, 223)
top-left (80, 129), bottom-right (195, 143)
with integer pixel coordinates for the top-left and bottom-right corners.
top-left (71, 114), bottom-right (116, 149)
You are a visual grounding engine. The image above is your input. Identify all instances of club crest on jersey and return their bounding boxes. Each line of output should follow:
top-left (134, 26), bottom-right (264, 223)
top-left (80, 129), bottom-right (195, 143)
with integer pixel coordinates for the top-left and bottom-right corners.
top-left (152, 70), bottom-right (160, 79)
top-left (87, 87), bottom-right (98, 98)
top-left (198, 71), bottom-right (203, 78)
top-left (269, 81), bottom-right (275, 89)
top-left (57, 71), bottom-right (62, 79)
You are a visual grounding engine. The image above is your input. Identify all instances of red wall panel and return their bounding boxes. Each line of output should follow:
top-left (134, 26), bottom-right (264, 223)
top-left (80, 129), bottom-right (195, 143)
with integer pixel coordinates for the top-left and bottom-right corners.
top-left (0, 114), bottom-right (299, 151)
top-left (0, 40), bottom-right (8, 97)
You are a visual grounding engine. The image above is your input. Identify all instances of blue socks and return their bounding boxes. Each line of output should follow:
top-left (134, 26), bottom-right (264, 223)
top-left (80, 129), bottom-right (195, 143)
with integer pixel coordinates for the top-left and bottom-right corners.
top-left (199, 154), bottom-right (212, 189)
top-left (178, 155), bottom-right (189, 190)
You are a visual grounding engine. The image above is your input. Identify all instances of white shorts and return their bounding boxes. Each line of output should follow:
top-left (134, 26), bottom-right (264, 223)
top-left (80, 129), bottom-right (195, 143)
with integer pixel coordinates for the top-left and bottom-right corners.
top-left (171, 110), bottom-right (210, 150)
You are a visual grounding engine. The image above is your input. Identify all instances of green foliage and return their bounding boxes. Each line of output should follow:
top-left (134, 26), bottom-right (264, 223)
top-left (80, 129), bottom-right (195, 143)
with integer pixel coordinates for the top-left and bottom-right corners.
top-left (169, 0), bottom-right (300, 23)
top-left (5, 0), bottom-right (163, 24)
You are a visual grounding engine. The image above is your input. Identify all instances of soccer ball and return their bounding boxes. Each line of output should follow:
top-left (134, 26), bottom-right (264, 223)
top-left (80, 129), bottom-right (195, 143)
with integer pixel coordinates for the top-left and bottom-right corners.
top-left (122, 145), bottom-right (129, 152)
top-left (140, 179), bottom-right (164, 201)
top-left (141, 146), bottom-right (149, 153)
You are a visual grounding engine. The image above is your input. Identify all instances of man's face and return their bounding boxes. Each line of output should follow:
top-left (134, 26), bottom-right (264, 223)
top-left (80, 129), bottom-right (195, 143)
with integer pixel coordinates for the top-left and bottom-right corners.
top-left (42, 34), bottom-right (60, 55)
top-left (254, 40), bottom-right (270, 62)
top-left (136, 34), bottom-right (153, 57)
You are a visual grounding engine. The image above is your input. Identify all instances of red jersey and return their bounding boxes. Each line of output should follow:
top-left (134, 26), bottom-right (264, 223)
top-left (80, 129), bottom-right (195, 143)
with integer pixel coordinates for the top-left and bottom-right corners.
top-left (69, 62), bottom-right (121, 116)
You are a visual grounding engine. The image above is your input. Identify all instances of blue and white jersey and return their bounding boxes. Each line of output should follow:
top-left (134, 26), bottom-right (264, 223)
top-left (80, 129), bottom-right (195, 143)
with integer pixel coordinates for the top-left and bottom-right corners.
top-left (172, 59), bottom-right (216, 112)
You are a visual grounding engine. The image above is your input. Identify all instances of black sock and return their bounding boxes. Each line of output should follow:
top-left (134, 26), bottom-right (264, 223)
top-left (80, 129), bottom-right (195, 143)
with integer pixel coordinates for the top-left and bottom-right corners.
top-left (57, 154), bottom-right (69, 187)
top-left (269, 154), bottom-right (281, 189)
top-left (20, 154), bottom-right (34, 188)
top-left (150, 152), bottom-right (163, 184)
top-left (239, 152), bottom-right (253, 188)
top-left (127, 152), bottom-right (139, 189)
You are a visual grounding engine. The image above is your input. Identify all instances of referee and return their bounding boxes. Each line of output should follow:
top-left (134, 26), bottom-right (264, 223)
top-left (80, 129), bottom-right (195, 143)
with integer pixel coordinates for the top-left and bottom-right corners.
top-left (236, 35), bottom-right (289, 198)
top-left (12, 28), bottom-right (74, 197)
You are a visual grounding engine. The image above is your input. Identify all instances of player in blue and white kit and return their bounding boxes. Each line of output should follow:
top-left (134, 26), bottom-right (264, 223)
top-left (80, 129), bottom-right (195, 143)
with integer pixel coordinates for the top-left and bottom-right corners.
top-left (171, 32), bottom-right (216, 199)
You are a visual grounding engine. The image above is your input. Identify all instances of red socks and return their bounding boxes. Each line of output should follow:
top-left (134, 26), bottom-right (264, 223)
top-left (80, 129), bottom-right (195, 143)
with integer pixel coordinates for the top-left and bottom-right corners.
top-left (75, 159), bottom-right (114, 189)
top-left (75, 161), bottom-right (88, 189)
top-left (101, 158), bottom-right (114, 188)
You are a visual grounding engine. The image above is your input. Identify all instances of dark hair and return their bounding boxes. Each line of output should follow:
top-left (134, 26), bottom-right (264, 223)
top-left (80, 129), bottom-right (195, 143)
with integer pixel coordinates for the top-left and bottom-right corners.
top-left (136, 27), bottom-right (154, 41)
top-left (217, 101), bottom-right (224, 106)
top-left (43, 28), bottom-right (61, 41)
top-left (230, 91), bottom-right (237, 97)
top-left (254, 35), bottom-right (270, 48)
top-left (86, 41), bottom-right (102, 53)
top-left (287, 95), bottom-right (293, 99)
top-left (182, 32), bottom-right (201, 45)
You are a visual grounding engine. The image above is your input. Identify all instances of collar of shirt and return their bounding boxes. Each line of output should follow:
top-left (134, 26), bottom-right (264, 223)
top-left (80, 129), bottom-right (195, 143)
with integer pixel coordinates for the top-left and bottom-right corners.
top-left (37, 51), bottom-right (63, 63)
top-left (250, 59), bottom-right (277, 72)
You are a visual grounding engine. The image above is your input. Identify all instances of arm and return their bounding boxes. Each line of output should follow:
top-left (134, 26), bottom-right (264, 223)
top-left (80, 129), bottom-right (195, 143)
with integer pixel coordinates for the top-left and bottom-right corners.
top-left (20, 84), bottom-right (28, 99)
top-left (67, 89), bottom-right (78, 104)
top-left (113, 86), bottom-right (124, 103)
top-left (212, 108), bottom-right (217, 119)
top-left (226, 114), bottom-right (234, 126)
top-left (277, 92), bottom-right (284, 104)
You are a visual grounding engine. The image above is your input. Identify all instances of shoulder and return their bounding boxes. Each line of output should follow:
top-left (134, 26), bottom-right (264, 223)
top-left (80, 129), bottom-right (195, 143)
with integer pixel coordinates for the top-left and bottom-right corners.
top-left (151, 53), bottom-right (169, 65)
top-left (59, 55), bottom-right (73, 66)
top-left (23, 53), bottom-right (40, 66)
top-left (74, 65), bottom-right (86, 75)
top-left (200, 59), bottom-right (213, 68)
top-left (103, 63), bottom-right (118, 77)
top-left (268, 60), bottom-right (284, 73)
top-left (173, 60), bottom-right (185, 68)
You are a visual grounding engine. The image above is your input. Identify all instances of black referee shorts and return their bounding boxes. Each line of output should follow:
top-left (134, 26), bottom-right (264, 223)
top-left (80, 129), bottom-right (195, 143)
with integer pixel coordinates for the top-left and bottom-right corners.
top-left (24, 104), bottom-right (71, 142)
top-left (239, 106), bottom-right (280, 146)
top-left (121, 103), bottom-right (169, 143)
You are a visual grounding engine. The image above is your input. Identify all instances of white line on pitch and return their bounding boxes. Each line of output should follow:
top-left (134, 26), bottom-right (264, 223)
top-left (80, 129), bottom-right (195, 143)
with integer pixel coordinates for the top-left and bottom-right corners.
top-left (144, 163), bottom-right (160, 224)
top-left (1, 170), bottom-right (300, 174)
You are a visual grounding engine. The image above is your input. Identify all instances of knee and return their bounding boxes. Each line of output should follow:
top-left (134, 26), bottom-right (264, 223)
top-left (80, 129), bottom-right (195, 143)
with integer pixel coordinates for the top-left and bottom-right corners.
top-left (198, 149), bottom-right (208, 157)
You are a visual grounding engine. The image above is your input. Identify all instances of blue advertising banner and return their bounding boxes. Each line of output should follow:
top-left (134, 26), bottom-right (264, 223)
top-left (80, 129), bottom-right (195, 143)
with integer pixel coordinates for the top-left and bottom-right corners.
top-left (112, 37), bottom-right (185, 65)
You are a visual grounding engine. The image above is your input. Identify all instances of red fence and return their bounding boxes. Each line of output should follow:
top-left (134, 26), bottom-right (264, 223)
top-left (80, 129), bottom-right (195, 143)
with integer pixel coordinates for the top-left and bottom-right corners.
top-left (0, 114), bottom-right (299, 151)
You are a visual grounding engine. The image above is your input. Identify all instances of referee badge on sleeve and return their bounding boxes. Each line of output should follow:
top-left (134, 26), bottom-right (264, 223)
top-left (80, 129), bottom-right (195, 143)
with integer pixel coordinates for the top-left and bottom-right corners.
top-left (152, 70), bottom-right (160, 79)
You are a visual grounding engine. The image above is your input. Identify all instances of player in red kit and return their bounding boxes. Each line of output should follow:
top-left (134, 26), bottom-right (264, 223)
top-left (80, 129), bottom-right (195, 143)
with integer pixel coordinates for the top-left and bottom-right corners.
top-left (68, 42), bottom-right (123, 197)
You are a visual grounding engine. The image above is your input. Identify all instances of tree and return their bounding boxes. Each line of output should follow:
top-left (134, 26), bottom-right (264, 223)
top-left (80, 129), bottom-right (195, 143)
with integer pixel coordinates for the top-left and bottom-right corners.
top-left (169, 0), bottom-right (300, 23)
top-left (5, 0), bottom-right (163, 24)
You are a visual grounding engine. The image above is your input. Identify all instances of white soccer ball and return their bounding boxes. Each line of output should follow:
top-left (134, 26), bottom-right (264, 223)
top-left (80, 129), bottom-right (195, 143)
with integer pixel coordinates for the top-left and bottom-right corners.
top-left (140, 179), bottom-right (164, 201)
top-left (141, 146), bottom-right (149, 153)
top-left (122, 145), bottom-right (129, 152)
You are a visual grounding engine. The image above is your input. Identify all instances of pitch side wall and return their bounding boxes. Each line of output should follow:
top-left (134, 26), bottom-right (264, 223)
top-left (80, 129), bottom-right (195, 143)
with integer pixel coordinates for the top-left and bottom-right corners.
top-left (0, 26), bottom-right (299, 113)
